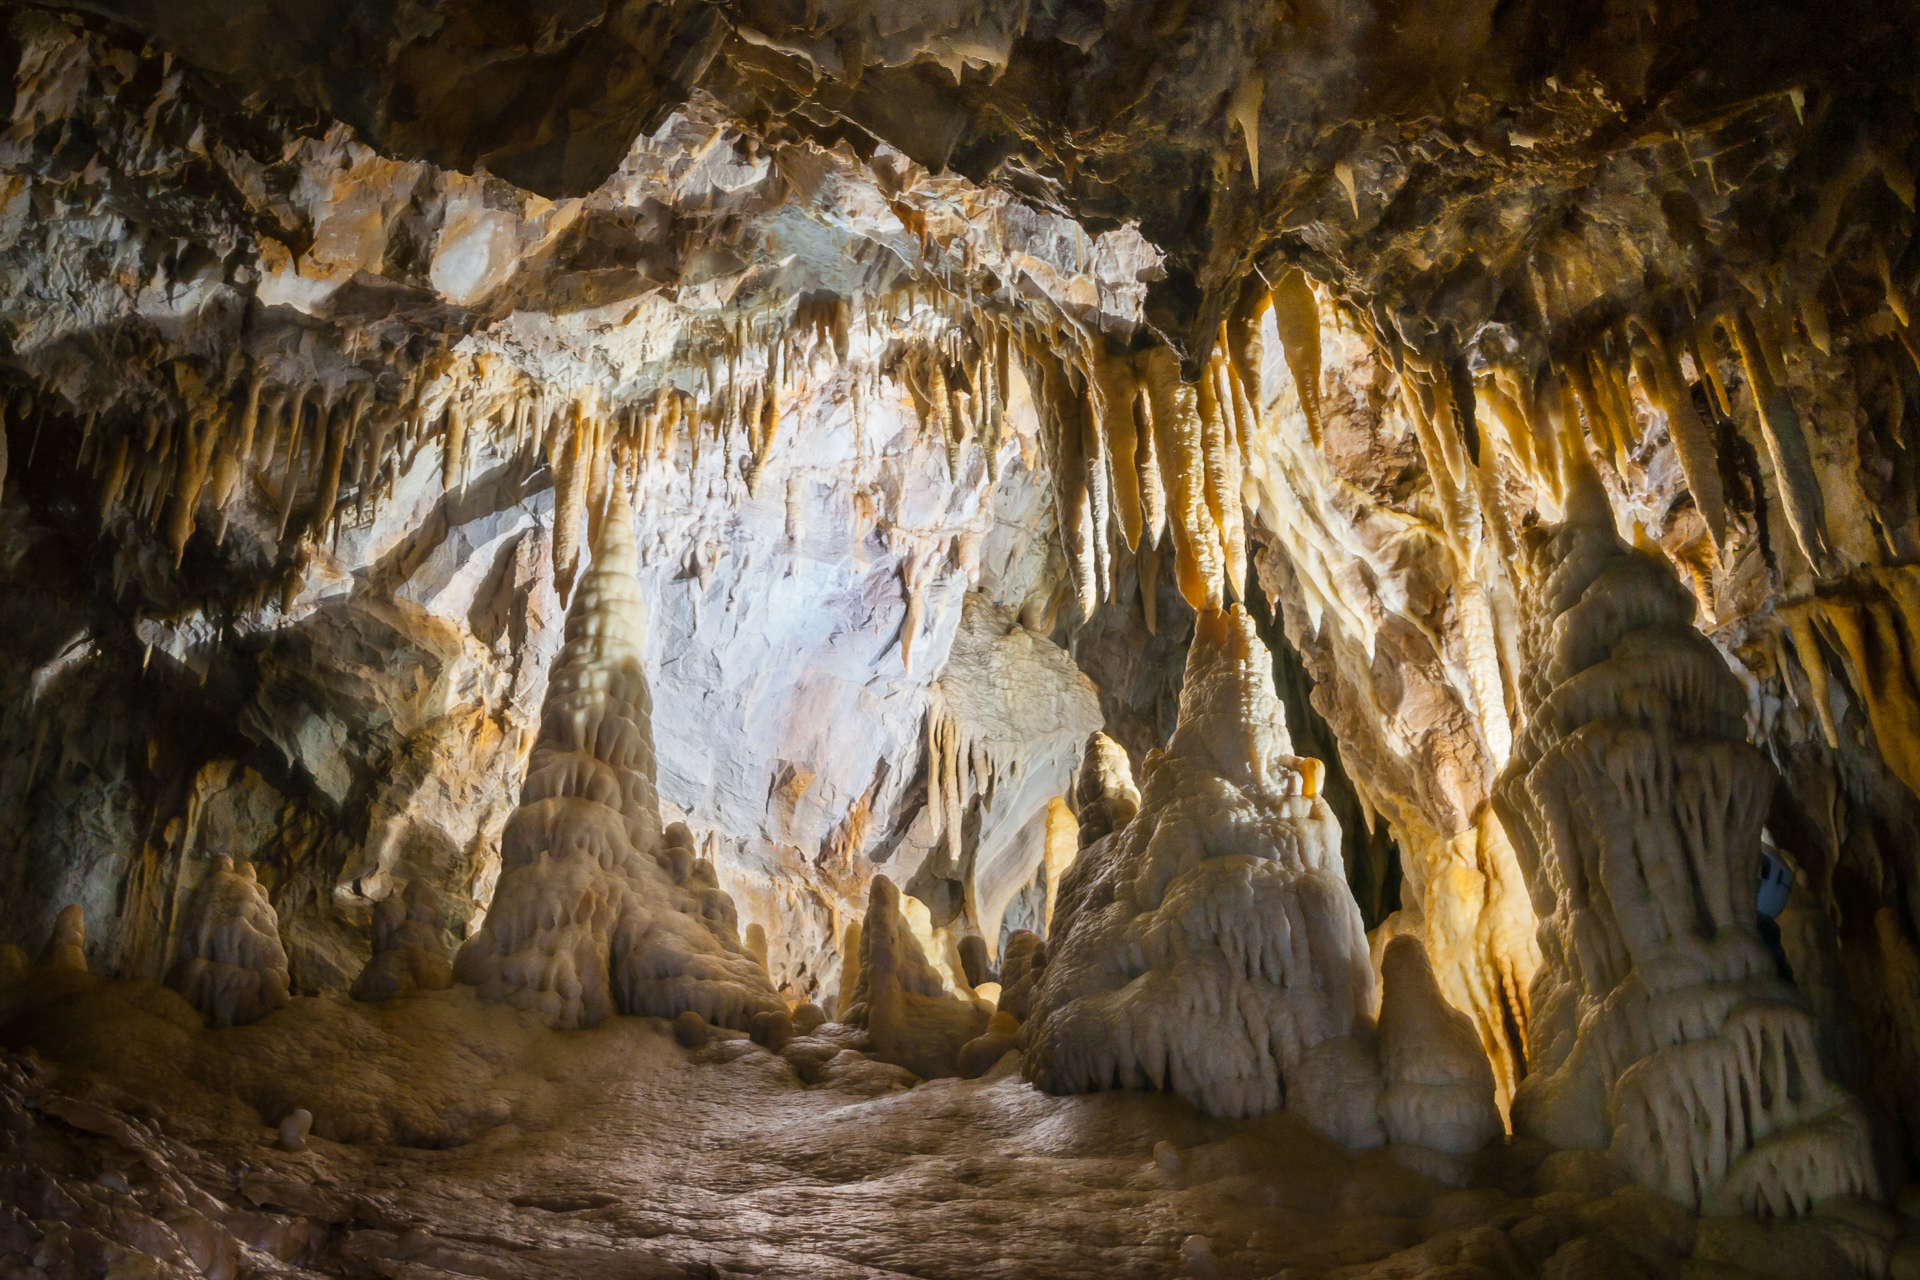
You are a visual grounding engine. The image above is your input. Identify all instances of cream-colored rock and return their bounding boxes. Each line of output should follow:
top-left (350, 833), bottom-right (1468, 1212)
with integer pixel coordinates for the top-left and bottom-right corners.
top-left (842, 875), bottom-right (991, 1078)
top-left (957, 1010), bottom-right (1022, 1079)
top-left (455, 489), bottom-right (783, 1030)
top-left (1375, 934), bottom-right (1502, 1158)
top-left (167, 858), bottom-right (290, 1026)
top-left (1023, 606), bottom-right (1375, 1119)
top-left (1495, 498), bottom-right (1877, 1214)
top-left (37, 905), bottom-right (87, 972)
top-left (351, 880), bottom-right (453, 1003)
top-left (995, 930), bottom-right (1046, 1021)
top-left (1074, 731), bottom-right (1140, 848)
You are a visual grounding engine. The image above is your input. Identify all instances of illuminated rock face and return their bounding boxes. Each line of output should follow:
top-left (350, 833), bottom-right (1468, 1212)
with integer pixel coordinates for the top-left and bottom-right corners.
top-left (1495, 496), bottom-right (1878, 1214)
top-left (453, 489), bottom-right (783, 1031)
top-left (1023, 605), bottom-right (1374, 1119)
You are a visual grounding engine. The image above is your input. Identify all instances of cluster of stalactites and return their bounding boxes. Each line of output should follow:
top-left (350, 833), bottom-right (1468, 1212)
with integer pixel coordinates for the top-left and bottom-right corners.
top-left (1388, 277), bottom-right (1881, 599)
top-left (922, 686), bottom-right (1017, 867)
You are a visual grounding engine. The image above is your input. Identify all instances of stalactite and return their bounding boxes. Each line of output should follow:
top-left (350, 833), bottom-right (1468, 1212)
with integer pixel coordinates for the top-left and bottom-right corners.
top-left (1270, 269), bottom-right (1322, 447)
top-left (1727, 308), bottom-right (1832, 571)
top-left (1199, 347), bottom-right (1245, 601)
top-left (930, 359), bottom-right (960, 480)
top-left (441, 396), bottom-right (467, 495)
top-left (314, 385), bottom-right (365, 543)
top-left (1139, 346), bottom-right (1222, 610)
top-left (98, 432), bottom-right (128, 520)
top-left (1592, 349), bottom-right (1641, 456)
top-left (550, 402), bottom-right (585, 599)
top-left (1079, 382), bottom-right (1112, 603)
top-left (1138, 536), bottom-right (1159, 634)
top-left (165, 406), bottom-right (222, 568)
top-left (585, 402), bottom-right (613, 552)
top-left (206, 373), bottom-right (259, 541)
top-left (1635, 326), bottom-right (1729, 552)
top-left (1224, 288), bottom-right (1267, 465)
top-left (1562, 359), bottom-right (1618, 478)
top-left (1133, 385), bottom-right (1167, 547)
top-left (257, 387), bottom-right (293, 475)
top-left (900, 550), bottom-right (933, 674)
top-left (1691, 320), bottom-right (1734, 418)
top-left (1086, 344), bottom-right (1142, 550)
top-left (274, 398), bottom-right (308, 545)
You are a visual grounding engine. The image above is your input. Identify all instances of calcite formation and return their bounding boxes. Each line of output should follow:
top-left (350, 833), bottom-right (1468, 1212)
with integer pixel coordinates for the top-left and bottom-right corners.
top-left (350, 879), bottom-right (453, 1003)
top-left (1495, 487), bottom-right (1878, 1214)
top-left (840, 874), bottom-right (992, 1079)
top-left (1375, 935), bottom-right (1503, 1161)
top-left (454, 489), bottom-right (782, 1030)
top-left (1074, 731), bottom-right (1141, 848)
top-left (4, 0), bottom-right (1920, 1272)
top-left (1023, 606), bottom-right (1373, 1119)
top-left (167, 856), bottom-right (290, 1027)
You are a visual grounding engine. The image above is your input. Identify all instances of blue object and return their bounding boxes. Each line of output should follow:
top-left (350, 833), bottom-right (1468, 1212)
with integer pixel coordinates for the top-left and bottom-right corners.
top-left (1757, 840), bottom-right (1794, 920)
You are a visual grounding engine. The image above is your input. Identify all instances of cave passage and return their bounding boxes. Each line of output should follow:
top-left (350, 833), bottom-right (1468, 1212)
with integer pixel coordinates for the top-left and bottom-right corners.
top-left (3, 2), bottom-right (1920, 1277)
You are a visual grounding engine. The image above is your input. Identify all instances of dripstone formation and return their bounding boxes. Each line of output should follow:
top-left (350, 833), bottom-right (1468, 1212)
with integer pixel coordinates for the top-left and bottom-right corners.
top-left (2, 1), bottom-right (1919, 1275)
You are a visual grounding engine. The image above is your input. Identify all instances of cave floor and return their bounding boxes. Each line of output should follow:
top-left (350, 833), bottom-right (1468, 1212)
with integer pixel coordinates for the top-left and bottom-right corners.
top-left (0, 973), bottom-right (1880, 1279)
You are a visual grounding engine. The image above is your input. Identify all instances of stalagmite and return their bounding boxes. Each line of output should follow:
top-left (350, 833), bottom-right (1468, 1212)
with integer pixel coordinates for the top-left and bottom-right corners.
top-left (1727, 309), bottom-right (1832, 571)
top-left (350, 880), bottom-right (453, 1003)
top-left (834, 920), bottom-right (863, 1020)
top-left (1494, 505), bottom-right (1876, 1214)
top-left (957, 1011), bottom-right (1022, 1078)
top-left (1375, 935), bottom-right (1502, 1161)
top-left (453, 487), bottom-right (783, 1030)
top-left (1270, 270), bottom-right (1323, 447)
top-left (1073, 731), bottom-right (1139, 848)
top-left (167, 856), bottom-right (291, 1027)
top-left (1139, 347), bottom-right (1224, 610)
top-left (840, 874), bottom-right (991, 1078)
top-left (36, 905), bottom-right (86, 971)
top-left (1022, 607), bottom-right (1372, 1119)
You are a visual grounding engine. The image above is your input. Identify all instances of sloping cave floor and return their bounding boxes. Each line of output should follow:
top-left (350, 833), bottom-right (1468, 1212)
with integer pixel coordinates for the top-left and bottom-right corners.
top-left (0, 974), bottom-right (1896, 1280)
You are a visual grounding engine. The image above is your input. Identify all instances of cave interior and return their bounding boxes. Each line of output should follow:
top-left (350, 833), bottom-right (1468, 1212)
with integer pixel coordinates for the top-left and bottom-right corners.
top-left (4, 1), bottom-right (1920, 1277)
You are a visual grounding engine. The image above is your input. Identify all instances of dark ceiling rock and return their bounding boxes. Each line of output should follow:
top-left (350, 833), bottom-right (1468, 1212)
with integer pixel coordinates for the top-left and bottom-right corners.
top-left (44, 0), bottom-right (729, 195)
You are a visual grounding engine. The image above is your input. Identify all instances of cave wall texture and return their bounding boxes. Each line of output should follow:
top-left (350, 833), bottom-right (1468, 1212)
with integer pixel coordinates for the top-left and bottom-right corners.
top-left (4, 0), bottom-right (1920, 1274)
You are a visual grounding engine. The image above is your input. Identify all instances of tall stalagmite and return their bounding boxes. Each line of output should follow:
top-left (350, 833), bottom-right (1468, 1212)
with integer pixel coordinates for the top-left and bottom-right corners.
top-left (1493, 484), bottom-right (1878, 1214)
top-left (454, 486), bottom-right (783, 1031)
top-left (1020, 606), bottom-right (1374, 1119)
